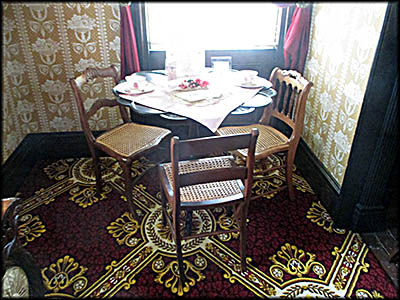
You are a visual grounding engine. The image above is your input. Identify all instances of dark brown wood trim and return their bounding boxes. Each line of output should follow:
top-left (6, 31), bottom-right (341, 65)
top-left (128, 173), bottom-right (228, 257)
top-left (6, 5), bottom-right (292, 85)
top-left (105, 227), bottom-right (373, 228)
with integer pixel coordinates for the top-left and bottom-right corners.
top-left (331, 2), bottom-right (398, 232)
top-left (1, 131), bottom-right (100, 198)
top-left (295, 139), bottom-right (340, 213)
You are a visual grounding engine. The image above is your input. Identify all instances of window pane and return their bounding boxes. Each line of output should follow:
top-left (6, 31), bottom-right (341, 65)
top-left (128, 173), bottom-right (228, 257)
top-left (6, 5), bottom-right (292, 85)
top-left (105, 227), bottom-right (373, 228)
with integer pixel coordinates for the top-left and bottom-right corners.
top-left (145, 3), bottom-right (282, 51)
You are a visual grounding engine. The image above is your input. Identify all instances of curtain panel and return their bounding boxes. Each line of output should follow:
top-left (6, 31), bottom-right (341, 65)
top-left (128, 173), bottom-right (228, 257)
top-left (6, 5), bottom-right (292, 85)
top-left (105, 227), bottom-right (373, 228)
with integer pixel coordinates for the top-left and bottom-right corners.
top-left (283, 5), bottom-right (312, 73)
top-left (120, 4), bottom-right (141, 79)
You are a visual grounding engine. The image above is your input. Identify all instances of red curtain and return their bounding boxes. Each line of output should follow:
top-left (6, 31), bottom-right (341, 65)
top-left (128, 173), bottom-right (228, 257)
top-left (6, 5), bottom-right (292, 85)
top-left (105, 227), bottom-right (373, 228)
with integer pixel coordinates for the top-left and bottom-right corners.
top-left (120, 5), bottom-right (141, 79)
top-left (283, 5), bottom-right (312, 73)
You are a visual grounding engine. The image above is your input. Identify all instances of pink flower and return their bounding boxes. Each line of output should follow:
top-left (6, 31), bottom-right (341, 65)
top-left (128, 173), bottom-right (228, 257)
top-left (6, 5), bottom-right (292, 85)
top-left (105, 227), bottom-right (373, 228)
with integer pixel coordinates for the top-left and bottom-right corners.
top-left (200, 80), bottom-right (209, 87)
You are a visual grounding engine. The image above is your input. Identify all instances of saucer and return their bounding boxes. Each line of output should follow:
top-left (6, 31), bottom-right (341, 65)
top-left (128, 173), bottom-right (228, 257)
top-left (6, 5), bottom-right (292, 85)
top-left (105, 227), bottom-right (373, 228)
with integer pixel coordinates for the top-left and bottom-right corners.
top-left (114, 81), bottom-right (155, 95)
top-left (237, 77), bottom-right (272, 89)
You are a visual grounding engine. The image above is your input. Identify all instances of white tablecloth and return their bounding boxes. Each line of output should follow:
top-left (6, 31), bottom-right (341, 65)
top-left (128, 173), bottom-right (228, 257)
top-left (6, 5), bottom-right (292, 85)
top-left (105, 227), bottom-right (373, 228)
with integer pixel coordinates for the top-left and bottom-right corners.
top-left (118, 73), bottom-right (262, 132)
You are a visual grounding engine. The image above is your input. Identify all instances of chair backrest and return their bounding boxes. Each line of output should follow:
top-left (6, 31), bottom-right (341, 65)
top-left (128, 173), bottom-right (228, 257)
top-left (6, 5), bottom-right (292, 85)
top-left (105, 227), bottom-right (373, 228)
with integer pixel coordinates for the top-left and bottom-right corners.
top-left (170, 128), bottom-right (259, 205)
top-left (260, 67), bottom-right (313, 144)
top-left (69, 65), bottom-right (130, 144)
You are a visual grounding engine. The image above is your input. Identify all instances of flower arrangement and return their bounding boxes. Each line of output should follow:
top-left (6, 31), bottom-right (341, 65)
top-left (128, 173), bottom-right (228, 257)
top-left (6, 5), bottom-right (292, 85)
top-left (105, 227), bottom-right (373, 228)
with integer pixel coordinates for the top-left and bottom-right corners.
top-left (178, 78), bottom-right (209, 90)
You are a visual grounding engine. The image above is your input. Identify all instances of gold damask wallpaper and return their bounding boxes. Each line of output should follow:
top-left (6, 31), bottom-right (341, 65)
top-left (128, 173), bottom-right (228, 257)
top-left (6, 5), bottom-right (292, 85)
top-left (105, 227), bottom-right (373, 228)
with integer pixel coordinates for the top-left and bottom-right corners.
top-left (302, 3), bottom-right (387, 186)
top-left (2, 2), bottom-right (122, 164)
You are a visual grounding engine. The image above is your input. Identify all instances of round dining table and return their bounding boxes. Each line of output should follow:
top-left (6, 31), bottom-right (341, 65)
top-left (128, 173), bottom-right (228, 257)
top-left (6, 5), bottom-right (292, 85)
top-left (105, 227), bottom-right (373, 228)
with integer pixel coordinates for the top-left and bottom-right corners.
top-left (114, 70), bottom-right (276, 139)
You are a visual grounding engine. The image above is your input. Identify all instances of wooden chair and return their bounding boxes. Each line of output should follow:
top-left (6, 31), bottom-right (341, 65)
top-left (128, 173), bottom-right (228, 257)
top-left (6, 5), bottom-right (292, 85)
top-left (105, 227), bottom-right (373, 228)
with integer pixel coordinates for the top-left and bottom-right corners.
top-left (158, 129), bottom-right (259, 283)
top-left (216, 67), bottom-right (313, 201)
top-left (2, 198), bottom-right (46, 298)
top-left (70, 65), bottom-right (171, 217)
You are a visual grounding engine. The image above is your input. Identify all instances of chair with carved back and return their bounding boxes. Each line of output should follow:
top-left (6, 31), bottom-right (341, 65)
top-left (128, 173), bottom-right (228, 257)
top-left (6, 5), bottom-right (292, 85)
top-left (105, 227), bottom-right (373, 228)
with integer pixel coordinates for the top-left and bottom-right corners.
top-left (2, 197), bottom-right (46, 298)
top-left (69, 65), bottom-right (171, 217)
top-left (216, 67), bottom-right (313, 201)
top-left (158, 129), bottom-right (259, 284)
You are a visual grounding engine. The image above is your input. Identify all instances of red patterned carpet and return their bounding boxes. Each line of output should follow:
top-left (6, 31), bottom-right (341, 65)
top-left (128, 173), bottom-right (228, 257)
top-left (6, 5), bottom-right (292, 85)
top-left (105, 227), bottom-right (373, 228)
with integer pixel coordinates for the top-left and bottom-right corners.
top-left (14, 154), bottom-right (398, 298)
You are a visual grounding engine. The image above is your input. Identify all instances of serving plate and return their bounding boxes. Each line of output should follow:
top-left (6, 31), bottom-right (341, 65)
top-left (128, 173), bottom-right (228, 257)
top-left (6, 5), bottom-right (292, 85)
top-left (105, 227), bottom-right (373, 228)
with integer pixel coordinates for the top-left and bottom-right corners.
top-left (113, 81), bottom-right (155, 95)
top-left (237, 77), bottom-right (272, 89)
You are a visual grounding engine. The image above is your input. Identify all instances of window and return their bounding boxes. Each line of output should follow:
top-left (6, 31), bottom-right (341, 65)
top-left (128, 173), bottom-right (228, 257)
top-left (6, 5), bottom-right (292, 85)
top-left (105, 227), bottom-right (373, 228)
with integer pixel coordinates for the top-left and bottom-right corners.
top-left (145, 3), bottom-right (282, 51)
top-left (132, 2), bottom-right (289, 77)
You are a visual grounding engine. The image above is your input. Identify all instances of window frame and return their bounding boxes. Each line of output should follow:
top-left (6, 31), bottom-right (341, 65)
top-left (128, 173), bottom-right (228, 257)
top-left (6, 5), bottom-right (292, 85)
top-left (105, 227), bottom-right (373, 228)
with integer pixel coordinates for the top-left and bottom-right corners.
top-left (131, 2), bottom-right (292, 79)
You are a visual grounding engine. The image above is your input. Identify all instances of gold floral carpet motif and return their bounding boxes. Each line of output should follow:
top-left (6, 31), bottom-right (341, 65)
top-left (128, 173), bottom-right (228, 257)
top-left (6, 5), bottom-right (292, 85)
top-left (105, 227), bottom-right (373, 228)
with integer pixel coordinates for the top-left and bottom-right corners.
top-left (15, 156), bottom-right (397, 298)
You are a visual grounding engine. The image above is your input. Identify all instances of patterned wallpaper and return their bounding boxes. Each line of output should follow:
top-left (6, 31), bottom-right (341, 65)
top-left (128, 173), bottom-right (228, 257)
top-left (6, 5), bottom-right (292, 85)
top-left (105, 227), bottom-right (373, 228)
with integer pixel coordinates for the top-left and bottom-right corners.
top-left (2, 2), bottom-right (122, 164)
top-left (302, 3), bottom-right (387, 187)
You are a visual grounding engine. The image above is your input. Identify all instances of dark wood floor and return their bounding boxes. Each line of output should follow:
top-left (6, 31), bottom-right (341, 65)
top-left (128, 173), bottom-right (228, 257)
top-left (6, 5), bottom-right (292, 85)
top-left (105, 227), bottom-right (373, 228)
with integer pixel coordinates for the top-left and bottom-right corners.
top-left (361, 226), bottom-right (398, 289)
top-left (360, 177), bottom-right (398, 289)
top-left (1, 131), bottom-right (398, 289)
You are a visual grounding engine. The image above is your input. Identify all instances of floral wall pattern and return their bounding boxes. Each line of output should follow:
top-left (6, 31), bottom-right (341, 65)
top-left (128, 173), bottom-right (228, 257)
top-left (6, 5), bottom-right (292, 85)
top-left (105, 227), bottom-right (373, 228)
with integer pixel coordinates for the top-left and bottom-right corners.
top-left (302, 3), bottom-right (387, 187)
top-left (2, 2), bottom-right (122, 164)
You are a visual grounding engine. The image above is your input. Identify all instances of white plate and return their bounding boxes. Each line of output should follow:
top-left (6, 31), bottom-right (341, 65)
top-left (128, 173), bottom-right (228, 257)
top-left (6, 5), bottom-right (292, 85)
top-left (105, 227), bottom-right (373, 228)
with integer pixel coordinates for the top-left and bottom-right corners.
top-left (113, 81), bottom-right (155, 95)
top-left (237, 77), bottom-right (272, 89)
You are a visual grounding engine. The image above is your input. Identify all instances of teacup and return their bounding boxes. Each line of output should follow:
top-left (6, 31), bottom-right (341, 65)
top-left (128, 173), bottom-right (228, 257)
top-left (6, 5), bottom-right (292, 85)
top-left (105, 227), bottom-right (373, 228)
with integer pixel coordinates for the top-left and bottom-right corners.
top-left (240, 70), bottom-right (258, 85)
top-left (125, 74), bottom-right (146, 89)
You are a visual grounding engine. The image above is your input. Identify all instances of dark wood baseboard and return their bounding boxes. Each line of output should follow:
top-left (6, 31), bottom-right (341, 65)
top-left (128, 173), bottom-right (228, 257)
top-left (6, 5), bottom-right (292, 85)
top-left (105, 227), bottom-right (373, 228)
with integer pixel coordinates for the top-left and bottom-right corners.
top-left (296, 137), bottom-right (397, 233)
top-left (295, 139), bottom-right (340, 214)
top-left (2, 135), bottom-right (37, 198)
top-left (1, 131), bottom-right (94, 198)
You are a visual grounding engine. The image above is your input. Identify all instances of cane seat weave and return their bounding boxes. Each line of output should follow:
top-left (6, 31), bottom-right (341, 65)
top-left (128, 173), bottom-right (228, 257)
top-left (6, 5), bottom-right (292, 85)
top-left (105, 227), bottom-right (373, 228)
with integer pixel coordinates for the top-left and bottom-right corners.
top-left (96, 123), bottom-right (170, 157)
top-left (161, 157), bottom-right (244, 203)
top-left (215, 68), bottom-right (312, 201)
top-left (216, 124), bottom-right (288, 159)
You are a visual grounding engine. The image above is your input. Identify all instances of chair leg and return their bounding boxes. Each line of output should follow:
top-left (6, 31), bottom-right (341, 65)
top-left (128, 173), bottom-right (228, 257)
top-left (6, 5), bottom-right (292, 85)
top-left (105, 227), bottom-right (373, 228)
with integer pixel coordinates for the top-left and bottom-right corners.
top-left (173, 208), bottom-right (186, 284)
top-left (226, 205), bottom-right (233, 216)
top-left (121, 160), bottom-right (137, 219)
top-left (89, 145), bottom-right (103, 197)
top-left (185, 210), bottom-right (193, 236)
top-left (239, 203), bottom-right (248, 273)
top-left (160, 183), bottom-right (167, 227)
top-left (286, 152), bottom-right (295, 201)
top-left (176, 237), bottom-right (186, 284)
top-left (90, 152), bottom-right (103, 196)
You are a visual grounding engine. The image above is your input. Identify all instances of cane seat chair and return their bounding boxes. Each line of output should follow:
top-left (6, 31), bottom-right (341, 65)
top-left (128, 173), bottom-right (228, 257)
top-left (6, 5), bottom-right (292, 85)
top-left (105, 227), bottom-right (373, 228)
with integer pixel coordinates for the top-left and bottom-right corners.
top-left (70, 65), bottom-right (171, 217)
top-left (216, 67), bottom-right (313, 201)
top-left (158, 129), bottom-right (259, 283)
